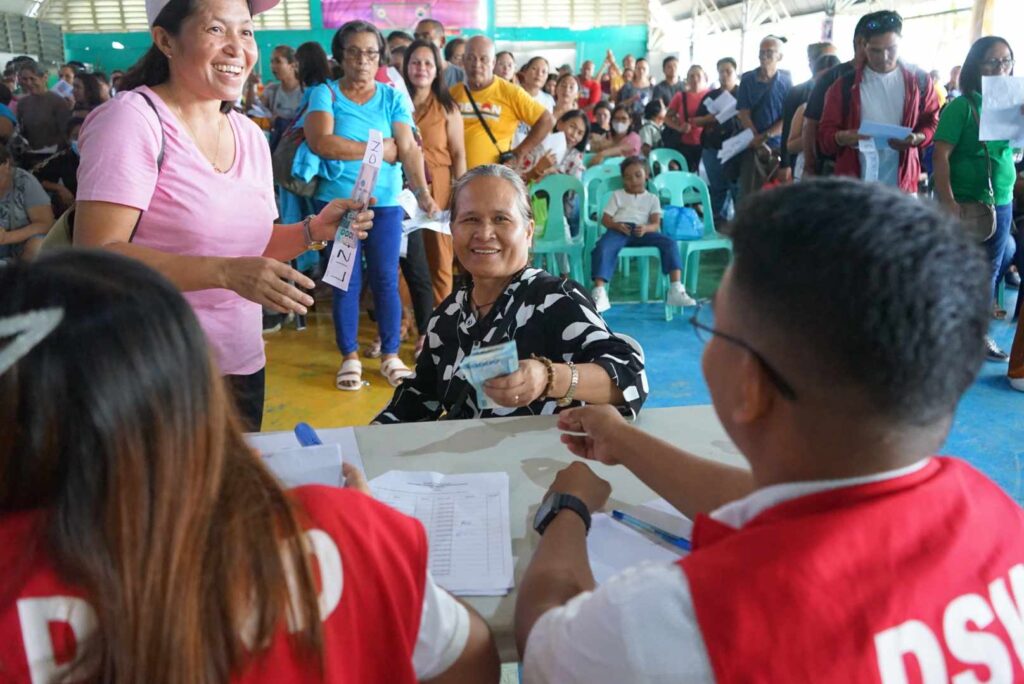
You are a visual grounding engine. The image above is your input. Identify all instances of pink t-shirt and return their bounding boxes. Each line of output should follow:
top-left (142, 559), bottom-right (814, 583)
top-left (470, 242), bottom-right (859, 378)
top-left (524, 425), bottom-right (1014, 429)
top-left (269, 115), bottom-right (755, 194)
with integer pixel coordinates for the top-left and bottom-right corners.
top-left (77, 86), bottom-right (277, 376)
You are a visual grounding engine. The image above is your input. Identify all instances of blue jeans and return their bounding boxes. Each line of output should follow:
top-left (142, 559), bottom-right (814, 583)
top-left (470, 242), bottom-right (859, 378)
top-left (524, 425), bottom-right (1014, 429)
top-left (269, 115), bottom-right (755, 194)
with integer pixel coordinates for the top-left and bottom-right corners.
top-left (591, 229), bottom-right (683, 283)
top-left (701, 147), bottom-right (738, 222)
top-left (314, 202), bottom-right (404, 356)
top-left (985, 204), bottom-right (1015, 301)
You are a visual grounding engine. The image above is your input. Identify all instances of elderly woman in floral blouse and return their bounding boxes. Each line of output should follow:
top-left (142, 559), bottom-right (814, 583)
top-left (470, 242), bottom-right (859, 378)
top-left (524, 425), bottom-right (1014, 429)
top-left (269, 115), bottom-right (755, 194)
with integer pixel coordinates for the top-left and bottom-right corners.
top-left (374, 164), bottom-right (647, 423)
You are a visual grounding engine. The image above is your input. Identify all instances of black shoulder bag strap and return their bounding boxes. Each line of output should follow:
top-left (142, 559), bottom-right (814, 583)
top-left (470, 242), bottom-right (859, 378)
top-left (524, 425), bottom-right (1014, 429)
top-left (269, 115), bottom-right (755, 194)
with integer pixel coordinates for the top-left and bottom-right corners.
top-left (440, 278), bottom-right (525, 421)
top-left (463, 84), bottom-right (509, 156)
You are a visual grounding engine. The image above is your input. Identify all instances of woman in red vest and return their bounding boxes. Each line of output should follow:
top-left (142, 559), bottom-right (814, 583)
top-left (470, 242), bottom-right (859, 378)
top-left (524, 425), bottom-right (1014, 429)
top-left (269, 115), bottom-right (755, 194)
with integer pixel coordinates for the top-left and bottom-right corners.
top-left (0, 250), bottom-right (499, 683)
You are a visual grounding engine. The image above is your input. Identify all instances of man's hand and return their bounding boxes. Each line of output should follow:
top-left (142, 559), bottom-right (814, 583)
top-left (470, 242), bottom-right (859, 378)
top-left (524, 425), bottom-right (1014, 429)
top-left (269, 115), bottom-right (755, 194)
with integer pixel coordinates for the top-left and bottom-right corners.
top-left (835, 130), bottom-right (869, 147)
top-left (547, 462), bottom-right (612, 514)
top-left (748, 132), bottom-right (767, 149)
top-left (775, 167), bottom-right (793, 184)
top-left (557, 405), bottom-right (631, 465)
top-left (343, 463), bottom-right (372, 495)
top-left (888, 132), bottom-right (925, 151)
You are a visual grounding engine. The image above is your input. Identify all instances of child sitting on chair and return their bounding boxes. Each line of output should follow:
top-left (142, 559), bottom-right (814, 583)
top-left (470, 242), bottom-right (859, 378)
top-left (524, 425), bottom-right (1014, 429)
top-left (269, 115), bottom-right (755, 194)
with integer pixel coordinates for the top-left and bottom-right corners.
top-left (590, 156), bottom-right (696, 313)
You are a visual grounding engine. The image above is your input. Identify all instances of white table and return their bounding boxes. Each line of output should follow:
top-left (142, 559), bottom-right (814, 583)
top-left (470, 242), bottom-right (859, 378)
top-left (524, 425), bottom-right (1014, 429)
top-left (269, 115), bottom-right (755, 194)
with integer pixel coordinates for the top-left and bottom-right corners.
top-left (260, 405), bottom-right (745, 662)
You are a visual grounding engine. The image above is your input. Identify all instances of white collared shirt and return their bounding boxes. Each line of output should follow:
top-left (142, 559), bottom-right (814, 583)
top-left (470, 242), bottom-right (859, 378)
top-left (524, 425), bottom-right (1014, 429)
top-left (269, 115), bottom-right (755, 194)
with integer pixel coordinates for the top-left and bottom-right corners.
top-left (521, 459), bottom-right (930, 684)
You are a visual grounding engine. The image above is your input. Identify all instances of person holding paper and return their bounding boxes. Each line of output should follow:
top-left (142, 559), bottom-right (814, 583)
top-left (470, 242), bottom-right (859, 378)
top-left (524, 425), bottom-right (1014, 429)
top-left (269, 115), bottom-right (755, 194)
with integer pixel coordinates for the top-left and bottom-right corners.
top-left (817, 11), bottom-right (939, 193)
top-left (734, 36), bottom-right (792, 199)
top-left (516, 178), bottom-right (1024, 683)
top-left (304, 20), bottom-right (440, 391)
top-left (694, 57), bottom-right (742, 224)
top-left (375, 164), bottom-right (647, 423)
top-left (0, 249), bottom-right (501, 683)
top-left (403, 39), bottom-right (467, 307)
top-left (72, 0), bottom-right (374, 431)
top-left (516, 109), bottom-right (589, 184)
top-left (932, 36), bottom-right (1018, 363)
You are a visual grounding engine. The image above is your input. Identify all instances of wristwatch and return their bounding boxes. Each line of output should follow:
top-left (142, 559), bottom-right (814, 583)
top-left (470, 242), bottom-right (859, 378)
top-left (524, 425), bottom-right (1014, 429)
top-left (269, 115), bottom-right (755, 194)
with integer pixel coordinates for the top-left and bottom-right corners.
top-left (533, 492), bottom-right (591, 536)
top-left (303, 215), bottom-right (328, 251)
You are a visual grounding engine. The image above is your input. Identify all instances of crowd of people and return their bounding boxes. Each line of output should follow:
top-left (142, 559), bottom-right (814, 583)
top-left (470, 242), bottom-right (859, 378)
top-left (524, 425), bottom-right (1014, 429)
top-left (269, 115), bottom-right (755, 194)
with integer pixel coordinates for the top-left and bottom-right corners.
top-left (1, 0), bottom-right (1023, 680)
top-left (0, 9), bottom-right (1019, 410)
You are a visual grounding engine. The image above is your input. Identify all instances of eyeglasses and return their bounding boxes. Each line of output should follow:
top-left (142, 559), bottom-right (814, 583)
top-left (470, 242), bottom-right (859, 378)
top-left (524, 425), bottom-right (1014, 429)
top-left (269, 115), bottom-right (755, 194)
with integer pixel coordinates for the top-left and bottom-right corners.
top-left (981, 58), bottom-right (1015, 70)
top-left (344, 48), bottom-right (380, 63)
top-left (690, 299), bottom-right (798, 401)
top-left (863, 12), bottom-right (902, 33)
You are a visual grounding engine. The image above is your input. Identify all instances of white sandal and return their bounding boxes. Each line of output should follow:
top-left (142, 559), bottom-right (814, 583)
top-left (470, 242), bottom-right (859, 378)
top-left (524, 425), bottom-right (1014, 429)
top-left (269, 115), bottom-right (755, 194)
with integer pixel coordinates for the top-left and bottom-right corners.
top-left (380, 356), bottom-right (413, 388)
top-left (336, 359), bottom-right (364, 391)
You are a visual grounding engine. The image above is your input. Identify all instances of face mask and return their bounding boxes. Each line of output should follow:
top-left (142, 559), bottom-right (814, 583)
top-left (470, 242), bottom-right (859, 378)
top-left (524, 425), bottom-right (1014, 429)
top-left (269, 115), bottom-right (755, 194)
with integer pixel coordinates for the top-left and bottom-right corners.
top-left (70, 140), bottom-right (79, 156)
top-left (612, 122), bottom-right (629, 134)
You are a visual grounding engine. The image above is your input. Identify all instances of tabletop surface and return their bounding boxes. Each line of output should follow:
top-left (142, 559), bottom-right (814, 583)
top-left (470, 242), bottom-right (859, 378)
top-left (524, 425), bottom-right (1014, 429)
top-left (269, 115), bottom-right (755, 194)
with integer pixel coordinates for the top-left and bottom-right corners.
top-left (260, 405), bottom-right (745, 661)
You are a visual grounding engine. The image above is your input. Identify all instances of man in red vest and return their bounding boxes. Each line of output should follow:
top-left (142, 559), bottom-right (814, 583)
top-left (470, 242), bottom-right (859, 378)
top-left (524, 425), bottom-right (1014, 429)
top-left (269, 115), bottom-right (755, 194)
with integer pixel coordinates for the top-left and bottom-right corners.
top-left (516, 177), bottom-right (1024, 683)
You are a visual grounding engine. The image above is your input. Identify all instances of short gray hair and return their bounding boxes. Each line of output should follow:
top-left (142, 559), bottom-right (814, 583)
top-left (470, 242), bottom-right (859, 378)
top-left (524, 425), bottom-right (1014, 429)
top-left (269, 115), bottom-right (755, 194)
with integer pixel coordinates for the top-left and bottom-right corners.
top-left (449, 164), bottom-right (533, 225)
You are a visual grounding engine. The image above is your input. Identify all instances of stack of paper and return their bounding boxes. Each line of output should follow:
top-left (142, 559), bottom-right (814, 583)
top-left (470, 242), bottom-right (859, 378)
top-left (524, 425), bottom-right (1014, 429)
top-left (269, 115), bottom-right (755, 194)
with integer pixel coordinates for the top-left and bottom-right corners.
top-left (980, 75), bottom-right (1024, 146)
top-left (539, 131), bottom-right (568, 162)
top-left (586, 499), bottom-right (692, 585)
top-left (704, 90), bottom-right (738, 124)
top-left (397, 188), bottom-right (451, 235)
top-left (246, 427), bottom-right (365, 485)
top-left (370, 471), bottom-right (515, 596)
top-left (718, 128), bottom-right (754, 164)
top-left (858, 119), bottom-right (912, 142)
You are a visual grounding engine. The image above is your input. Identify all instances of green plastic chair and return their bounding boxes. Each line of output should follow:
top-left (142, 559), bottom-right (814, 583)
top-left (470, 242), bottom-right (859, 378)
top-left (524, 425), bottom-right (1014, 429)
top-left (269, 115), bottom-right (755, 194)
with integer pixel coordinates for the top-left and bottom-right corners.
top-left (651, 171), bottom-right (732, 303)
top-left (592, 179), bottom-right (667, 303)
top-left (529, 174), bottom-right (587, 283)
top-left (648, 148), bottom-right (689, 177)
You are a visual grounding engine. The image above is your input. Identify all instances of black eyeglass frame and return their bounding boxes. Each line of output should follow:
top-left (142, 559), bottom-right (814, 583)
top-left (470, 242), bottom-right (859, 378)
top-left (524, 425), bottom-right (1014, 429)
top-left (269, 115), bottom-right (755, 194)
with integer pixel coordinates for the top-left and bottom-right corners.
top-left (689, 299), bottom-right (798, 401)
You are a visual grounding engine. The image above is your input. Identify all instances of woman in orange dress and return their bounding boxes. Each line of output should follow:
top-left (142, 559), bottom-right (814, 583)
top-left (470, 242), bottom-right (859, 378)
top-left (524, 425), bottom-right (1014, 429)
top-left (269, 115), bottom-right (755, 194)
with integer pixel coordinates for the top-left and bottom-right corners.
top-left (403, 39), bottom-right (467, 306)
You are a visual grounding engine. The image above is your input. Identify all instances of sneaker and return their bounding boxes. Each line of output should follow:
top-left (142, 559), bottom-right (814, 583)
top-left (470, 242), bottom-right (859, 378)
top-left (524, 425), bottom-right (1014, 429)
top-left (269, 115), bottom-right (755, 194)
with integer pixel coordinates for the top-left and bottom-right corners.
top-left (262, 313), bottom-right (283, 334)
top-left (592, 286), bottom-right (611, 313)
top-left (1010, 377), bottom-right (1024, 393)
top-left (986, 336), bottom-right (1009, 362)
top-left (666, 284), bottom-right (697, 308)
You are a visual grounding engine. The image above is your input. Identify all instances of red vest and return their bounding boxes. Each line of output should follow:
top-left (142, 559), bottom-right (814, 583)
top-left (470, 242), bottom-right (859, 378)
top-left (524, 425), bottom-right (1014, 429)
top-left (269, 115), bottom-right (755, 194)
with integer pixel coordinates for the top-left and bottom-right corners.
top-left (680, 458), bottom-right (1024, 683)
top-left (0, 485), bottom-right (428, 683)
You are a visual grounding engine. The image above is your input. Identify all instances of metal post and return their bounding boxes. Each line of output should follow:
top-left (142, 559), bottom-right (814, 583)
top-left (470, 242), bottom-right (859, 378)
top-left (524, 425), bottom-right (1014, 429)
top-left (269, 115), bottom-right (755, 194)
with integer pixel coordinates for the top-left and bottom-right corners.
top-left (739, 0), bottom-right (750, 73)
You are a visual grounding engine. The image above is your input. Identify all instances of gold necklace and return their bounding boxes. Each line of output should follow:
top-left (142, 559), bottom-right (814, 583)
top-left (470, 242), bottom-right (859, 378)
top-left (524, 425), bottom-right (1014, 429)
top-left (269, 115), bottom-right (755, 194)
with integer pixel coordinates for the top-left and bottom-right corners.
top-left (173, 104), bottom-right (225, 173)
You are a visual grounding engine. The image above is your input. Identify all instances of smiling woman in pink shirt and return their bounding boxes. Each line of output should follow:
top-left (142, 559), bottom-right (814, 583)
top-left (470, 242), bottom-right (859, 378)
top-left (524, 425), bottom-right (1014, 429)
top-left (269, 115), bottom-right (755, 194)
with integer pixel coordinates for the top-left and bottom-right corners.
top-left (73, 0), bottom-right (372, 430)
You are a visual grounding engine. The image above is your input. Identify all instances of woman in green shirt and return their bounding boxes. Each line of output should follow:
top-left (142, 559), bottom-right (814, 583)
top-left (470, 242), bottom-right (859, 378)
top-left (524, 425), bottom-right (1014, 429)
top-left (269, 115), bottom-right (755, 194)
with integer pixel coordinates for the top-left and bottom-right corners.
top-left (933, 36), bottom-right (1017, 362)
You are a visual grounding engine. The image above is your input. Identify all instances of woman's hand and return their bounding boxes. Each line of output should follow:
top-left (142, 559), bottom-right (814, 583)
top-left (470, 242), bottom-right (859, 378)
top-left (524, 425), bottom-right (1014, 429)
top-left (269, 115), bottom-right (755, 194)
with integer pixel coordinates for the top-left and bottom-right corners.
top-left (417, 190), bottom-right (441, 217)
top-left (222, 257), bottom-right (315, 314)
top-left (484, 359), bottom-right (549, 407)
top-left (311, 198), bottom-right (376, 242)
top-left (534, 151), bottom-right (557, 176)
top-left (557, 405), bottom-right (630, 466)
top-left (343, 462), bottom-right (372, 495)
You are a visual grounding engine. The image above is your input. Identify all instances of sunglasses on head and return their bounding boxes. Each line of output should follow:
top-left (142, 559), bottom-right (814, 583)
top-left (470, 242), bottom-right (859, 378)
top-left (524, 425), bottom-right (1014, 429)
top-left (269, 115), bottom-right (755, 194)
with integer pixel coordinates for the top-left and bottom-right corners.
top-left (864, 12), bottom-right (902, 33)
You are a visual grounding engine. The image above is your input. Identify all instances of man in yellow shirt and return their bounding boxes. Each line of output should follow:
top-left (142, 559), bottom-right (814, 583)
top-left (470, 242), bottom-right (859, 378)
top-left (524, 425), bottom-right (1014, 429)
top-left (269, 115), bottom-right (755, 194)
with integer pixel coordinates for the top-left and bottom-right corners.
top-left (451, 36), bottom-right (553, 169)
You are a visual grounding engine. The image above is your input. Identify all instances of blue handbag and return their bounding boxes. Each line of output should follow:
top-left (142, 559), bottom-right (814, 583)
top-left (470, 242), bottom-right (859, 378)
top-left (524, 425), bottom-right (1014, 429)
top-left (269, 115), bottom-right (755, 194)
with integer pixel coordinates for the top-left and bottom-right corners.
top-left (662, 206), bottom-right (704, 241)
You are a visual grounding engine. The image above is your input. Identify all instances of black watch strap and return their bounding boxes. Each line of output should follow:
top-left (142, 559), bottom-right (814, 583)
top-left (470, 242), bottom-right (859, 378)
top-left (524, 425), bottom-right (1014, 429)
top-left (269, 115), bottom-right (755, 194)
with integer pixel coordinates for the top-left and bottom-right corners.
top-left (536, 493), bottom-right (592, 535)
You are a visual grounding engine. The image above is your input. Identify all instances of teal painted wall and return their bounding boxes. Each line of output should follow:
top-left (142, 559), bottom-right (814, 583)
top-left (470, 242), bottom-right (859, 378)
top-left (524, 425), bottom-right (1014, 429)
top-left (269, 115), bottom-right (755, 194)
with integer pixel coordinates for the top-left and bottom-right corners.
top-left (65, 23), bottom-right (646, 78)
top-left (493, 26), bottom-right (647, 68)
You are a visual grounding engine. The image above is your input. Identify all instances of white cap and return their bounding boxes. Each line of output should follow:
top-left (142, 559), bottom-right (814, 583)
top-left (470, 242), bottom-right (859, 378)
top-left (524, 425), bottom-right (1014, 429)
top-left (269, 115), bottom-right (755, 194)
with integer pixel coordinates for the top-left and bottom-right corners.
top-left (146, 0), bottom-right (281, 26)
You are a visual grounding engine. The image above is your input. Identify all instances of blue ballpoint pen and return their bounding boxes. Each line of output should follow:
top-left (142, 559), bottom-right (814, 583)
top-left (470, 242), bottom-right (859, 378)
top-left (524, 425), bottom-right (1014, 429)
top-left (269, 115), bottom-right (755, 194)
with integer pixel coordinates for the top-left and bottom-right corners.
top-left (294, 422), bottom-right (323, 447)
top-left (611, 509), bottom-right (692, 551)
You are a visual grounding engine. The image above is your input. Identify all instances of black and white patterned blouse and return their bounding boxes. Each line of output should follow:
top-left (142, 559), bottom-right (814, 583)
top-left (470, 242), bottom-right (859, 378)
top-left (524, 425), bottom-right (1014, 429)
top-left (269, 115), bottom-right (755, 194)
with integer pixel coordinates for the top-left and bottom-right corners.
top-left (374, 268), bottom-right (648, 423)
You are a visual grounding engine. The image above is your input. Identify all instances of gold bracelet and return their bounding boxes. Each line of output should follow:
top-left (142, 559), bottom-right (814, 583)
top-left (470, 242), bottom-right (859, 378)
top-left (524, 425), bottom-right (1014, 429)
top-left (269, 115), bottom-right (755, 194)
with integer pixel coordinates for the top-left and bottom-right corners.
top-left (531, 354), bottom-right (556, 398)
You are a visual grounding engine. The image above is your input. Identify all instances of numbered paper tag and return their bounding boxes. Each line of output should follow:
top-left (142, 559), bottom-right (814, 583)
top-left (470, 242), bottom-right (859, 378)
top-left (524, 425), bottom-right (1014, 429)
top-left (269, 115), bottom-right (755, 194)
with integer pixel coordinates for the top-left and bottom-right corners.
top-left (322, 129), bottom-right (385, 291)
